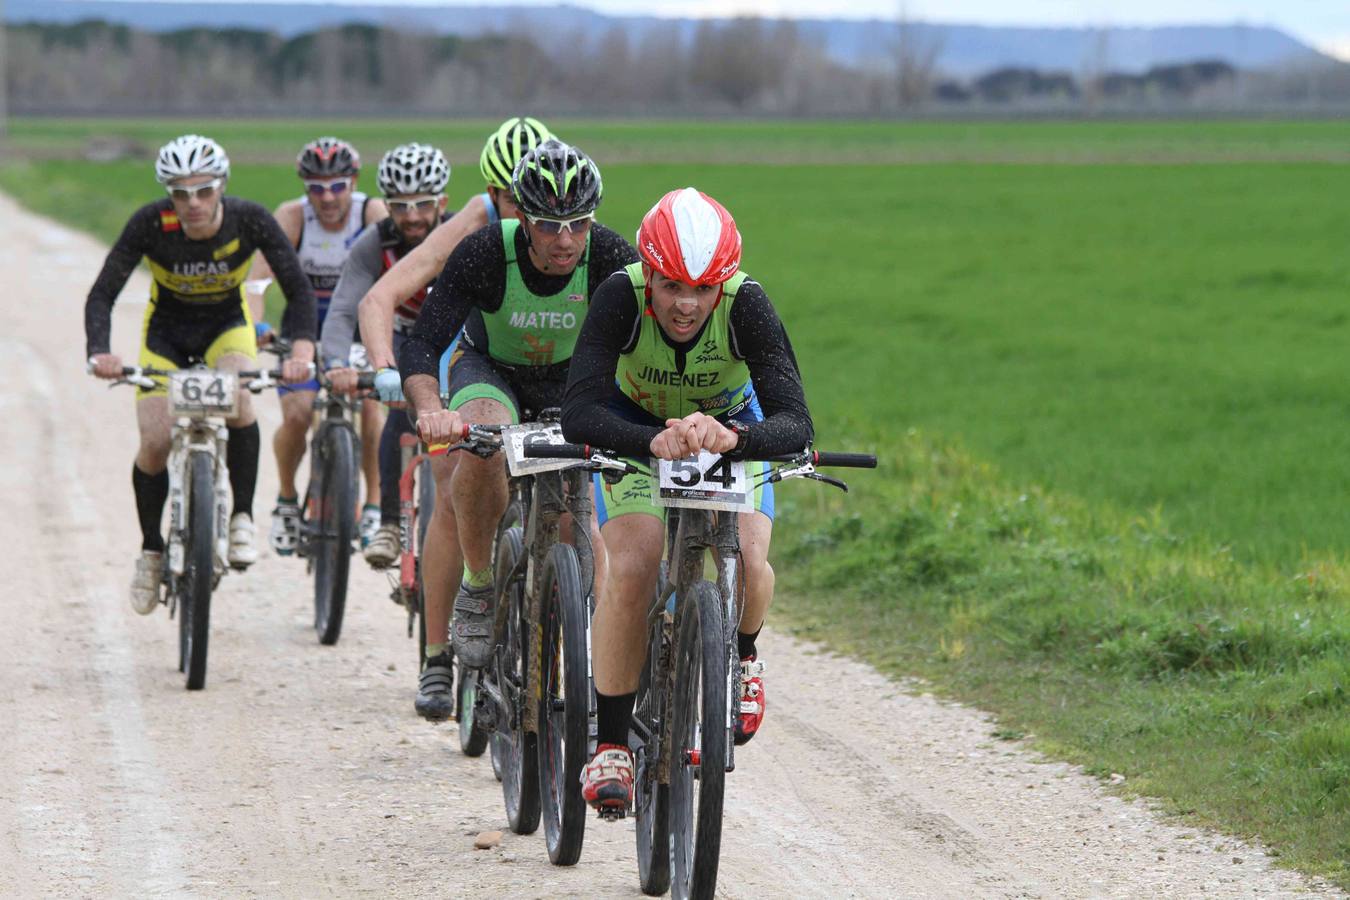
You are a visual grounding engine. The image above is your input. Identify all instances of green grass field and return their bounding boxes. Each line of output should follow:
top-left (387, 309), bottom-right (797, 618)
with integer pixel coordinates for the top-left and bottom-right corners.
top-left (3, 117), bottom-right (1348, 884)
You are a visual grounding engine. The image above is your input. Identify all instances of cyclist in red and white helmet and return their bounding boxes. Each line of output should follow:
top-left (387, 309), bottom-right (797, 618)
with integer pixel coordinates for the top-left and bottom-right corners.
top-left (562, 187), bottom-right (814, 813)
top-left (245, 136), bottom-right (389, 556)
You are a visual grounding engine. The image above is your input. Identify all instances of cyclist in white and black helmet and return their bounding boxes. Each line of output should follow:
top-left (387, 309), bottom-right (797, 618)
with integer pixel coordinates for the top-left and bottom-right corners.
top-left (320, 143), bottom-right (457, 597)
top-left (86, 135), bottom-right (317, 615)
top-left (355, 118), bottom-right (553, 719)
top-left (246, 137), bottom-right (389, 558)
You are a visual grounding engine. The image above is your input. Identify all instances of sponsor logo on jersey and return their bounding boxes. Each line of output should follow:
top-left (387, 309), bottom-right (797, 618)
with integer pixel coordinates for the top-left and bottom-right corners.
top-left (508, 310), bottom-right (577, 330)
top-left (636, 366), bottom-right (722, 389)
top-left (695, 339), bottom-right (727, 365)
top-left (522, 333), bottom-right (556, 365)
top-left (624, 371), bottom-right (652, 405)
top-left (567, 293), bottom-right (584, 303)
top-left (173, 261), bottom-right (233, 277)
top-left (160, 210), bottom-right (180, 232)
top-left (212, 238), bottom-right (240, 261)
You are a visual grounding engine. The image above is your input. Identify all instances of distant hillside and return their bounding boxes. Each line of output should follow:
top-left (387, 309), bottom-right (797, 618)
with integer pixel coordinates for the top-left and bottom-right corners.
top-left (3, 0), bottom-right (1333, 76)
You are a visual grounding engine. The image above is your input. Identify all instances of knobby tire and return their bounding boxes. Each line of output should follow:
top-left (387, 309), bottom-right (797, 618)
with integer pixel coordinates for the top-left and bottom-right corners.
top-left (313, 425), bottom-right (356, 646)
top-left (538, 543), bottom-right (590, 866)
top-left (669, 580), bottom-right (728, 900)
top-left (181, 450), bottom-right (215, 691)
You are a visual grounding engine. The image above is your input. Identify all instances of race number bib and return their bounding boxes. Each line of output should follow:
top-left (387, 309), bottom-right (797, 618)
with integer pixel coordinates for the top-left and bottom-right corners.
top-left (168, 371), bottom-right (238, 418)
top-left (656, 451), bottom-right (752, 512)
top-left (503, 423), bottom-right (577, 476)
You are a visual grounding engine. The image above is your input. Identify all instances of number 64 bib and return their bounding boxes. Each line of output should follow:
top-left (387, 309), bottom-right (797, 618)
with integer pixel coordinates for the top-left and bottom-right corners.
top-left (656, 450), bottom-right (752, 512)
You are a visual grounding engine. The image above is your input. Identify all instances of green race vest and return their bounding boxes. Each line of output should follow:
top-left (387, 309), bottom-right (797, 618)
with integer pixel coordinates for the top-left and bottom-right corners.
top-left (480, 218), bottom-right (590, 366)
top-left (615, 262), bottom-right (754, 421)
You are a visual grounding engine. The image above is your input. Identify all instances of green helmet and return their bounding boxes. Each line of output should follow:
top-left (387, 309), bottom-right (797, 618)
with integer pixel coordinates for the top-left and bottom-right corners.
top-left (479, 116), bottom-right (553, 191)
top-left (511, 140), bottom-right (602, 219)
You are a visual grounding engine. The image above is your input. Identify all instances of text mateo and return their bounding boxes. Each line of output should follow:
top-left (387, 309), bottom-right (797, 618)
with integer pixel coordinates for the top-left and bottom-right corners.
top-left (509, 310), bottom-right (577, 330)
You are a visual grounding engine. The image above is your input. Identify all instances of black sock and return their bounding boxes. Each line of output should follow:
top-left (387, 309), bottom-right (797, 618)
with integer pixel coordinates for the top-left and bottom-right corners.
top-left (132, 464), bottom-right (169, 552)
top-left (596, 690), bottom-right (637, 748)
top-left (737, 626), bottom-right (762, 662)
top-left (226, 422), bottom-right (260, 517)
top-left (378, 412), bottom-right (409, 524)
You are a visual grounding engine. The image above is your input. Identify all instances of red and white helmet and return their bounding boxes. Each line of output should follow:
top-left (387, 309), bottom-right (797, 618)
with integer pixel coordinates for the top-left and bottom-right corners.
top-left (636, 188), bottom-right (742, 286)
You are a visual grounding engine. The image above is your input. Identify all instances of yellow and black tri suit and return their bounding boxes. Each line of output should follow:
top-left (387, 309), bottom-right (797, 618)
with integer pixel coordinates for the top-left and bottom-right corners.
top-left (84, 196), bottom-right (317, 396)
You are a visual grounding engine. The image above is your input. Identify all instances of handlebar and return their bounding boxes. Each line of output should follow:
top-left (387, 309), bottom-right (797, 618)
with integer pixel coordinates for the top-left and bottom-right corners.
top-left (775, 450), bottom-right (877, 469)
top-left (89, 363), bottom-right (303, 393)
top-left (522, 442), bottom-right (589, 459)
top-left (523, 443), bottom-right (877, 469)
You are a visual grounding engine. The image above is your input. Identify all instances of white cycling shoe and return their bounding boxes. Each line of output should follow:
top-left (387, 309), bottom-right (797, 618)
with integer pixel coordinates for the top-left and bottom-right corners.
top-left (269, 501), bottom-right (301, 556)
top-left (130, 550), bottom-right (164, 615)
top-left (228, 513), bottom-right (259, 569)
top-left (363, 524), bottom-right (400, 569)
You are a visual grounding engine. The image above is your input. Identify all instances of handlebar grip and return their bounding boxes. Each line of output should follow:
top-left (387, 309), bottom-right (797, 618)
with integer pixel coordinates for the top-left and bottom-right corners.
top-left (522, 442), bottom-right (589, 459)
top-left (356, 372), bottom-right (378, 390)
top-left (811, 451), bottom-right (877, 468)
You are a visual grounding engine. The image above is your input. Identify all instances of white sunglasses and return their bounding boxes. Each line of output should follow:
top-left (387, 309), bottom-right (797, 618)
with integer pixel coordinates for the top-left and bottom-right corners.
top-left (166, 178), bottom-right (223, 201)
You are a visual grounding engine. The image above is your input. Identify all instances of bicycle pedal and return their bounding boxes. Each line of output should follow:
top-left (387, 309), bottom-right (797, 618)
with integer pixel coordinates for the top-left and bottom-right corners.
top-left (596, 806), bottom-right (628, 822)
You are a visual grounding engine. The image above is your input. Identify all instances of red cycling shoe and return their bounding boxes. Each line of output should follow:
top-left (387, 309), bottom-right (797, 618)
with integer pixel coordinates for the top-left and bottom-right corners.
top-left (735, 657), bottom-right (766, 745)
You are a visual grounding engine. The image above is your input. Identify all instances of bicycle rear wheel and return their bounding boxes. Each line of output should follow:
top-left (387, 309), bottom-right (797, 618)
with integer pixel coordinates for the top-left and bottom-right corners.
top-left (669, 580), bottom-right (728, 900)
top-left (180, 450), bottom-right (215, 691)
top-left (487, 505), bottom-right (523, 780)
top-left (499, 524), bottom-right (540, 834)
top-left (413, 457), bottom-right (434, 669)
top-left (634, 599), bottom-right (672, 896)
top-left (313, 425), bottom-right (357, 645)
top-left (538, 543), bottom-right (590, 866)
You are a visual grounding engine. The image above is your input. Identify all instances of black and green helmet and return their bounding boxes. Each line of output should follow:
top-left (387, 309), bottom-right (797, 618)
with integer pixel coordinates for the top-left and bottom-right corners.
top-left (479, 116), bottom-right (553, 191)
top-left (511, 140), bottom-right (603, 219)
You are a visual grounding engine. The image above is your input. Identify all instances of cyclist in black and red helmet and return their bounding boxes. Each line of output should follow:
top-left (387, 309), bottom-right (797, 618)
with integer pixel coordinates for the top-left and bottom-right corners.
top-left (247, 136), bottom-right (389, 557)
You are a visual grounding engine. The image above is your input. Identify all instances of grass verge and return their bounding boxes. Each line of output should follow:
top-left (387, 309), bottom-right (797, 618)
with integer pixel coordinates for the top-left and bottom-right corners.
top-left (772, 424), bottom-right (1349, 887)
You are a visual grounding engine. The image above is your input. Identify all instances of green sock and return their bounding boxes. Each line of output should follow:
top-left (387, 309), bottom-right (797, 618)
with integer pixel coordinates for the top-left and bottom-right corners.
top-left (465, 566), bottom-right (493, 589)
top-left (425, 642), bottom-right (447, 660)
top-left (277, 494), bottom-right (298, 504)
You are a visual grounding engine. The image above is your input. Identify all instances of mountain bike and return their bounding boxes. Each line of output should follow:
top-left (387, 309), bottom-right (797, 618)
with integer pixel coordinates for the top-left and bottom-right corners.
top-left (454, 413), bottom-right (599, 864)
top-left (94, 359), bottom-right (292, 690)
top-left (265, 339), bottom-right (375, 646)
top-left (525, 442), bottom-right (876, 898)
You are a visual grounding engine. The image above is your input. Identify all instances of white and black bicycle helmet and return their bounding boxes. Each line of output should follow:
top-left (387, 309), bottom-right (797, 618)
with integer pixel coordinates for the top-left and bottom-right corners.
top-left (376, 143), bottom-right (451, 197)
top-left (155, 134), bottom-right (230, 185)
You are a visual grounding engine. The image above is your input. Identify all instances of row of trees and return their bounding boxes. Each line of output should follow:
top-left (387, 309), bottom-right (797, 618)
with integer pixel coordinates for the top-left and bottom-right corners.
top-left (7, 18), bottom-right (1350, 116)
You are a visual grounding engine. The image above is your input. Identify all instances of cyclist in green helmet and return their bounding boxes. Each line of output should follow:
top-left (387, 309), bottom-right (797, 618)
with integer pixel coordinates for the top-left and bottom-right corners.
top-left (400, 140), bottom-right (638, 672)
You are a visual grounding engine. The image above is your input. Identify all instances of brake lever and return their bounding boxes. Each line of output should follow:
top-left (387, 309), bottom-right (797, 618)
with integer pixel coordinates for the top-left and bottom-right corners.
top-left (804, 472), bottom-right (849, 492)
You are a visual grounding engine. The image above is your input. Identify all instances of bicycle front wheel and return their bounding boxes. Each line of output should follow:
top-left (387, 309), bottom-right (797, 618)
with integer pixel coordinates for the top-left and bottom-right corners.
top-left (313, 425), bottom-right (357, 646)
top-left (180, 450), bottom-right (216, 691)
top-left (669, 580), bottom-right (728, 900)
top-left (538, 543), bottom-right (591, 866)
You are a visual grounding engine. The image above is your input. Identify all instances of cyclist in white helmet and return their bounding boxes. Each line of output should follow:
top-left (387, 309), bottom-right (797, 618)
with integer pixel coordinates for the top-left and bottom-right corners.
top-left (320, 144), bottom-right (456, 593)
top-left (356, 118), bottom-right (553, 718)
top-left (86, 134), bottom-right (317, 614)
top-left (246, 137), bottom-right (389, 558)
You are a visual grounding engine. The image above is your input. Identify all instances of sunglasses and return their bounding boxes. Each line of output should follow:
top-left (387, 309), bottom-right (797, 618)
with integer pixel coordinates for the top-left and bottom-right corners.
top-left (387, 197), bottom-right (440, 215)
top-left (305, 178), bottom-right (352, 197)
top-left (166, 178), bottom-right (223, 202)
top-left (526, 213), bottom-right (593, 237)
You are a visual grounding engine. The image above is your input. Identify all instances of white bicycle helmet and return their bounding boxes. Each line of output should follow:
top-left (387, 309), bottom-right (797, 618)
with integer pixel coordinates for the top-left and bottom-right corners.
top-left (377, 143), bottom-right (451, 197)
top-left (155, 134), bottom-right (230, 185)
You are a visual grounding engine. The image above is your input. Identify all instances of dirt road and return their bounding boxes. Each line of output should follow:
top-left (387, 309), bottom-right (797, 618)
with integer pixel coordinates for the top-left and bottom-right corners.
top-left (0, 191), bottom-right (1336, 898)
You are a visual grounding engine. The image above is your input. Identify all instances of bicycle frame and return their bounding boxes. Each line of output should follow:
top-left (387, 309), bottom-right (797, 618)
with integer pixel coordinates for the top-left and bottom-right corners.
top-left (165, 414), bottom-right (231, 592)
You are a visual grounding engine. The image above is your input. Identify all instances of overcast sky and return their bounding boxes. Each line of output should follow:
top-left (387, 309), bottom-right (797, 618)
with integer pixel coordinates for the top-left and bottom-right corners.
top-left (334, 0), bottom-right (1349, 57)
